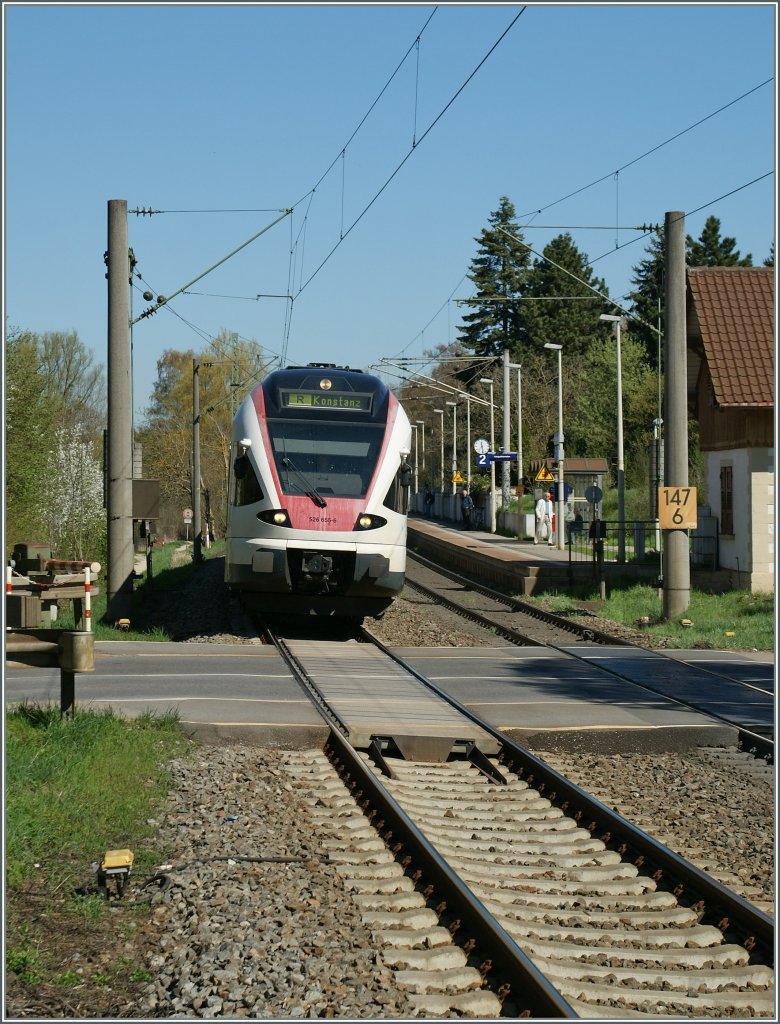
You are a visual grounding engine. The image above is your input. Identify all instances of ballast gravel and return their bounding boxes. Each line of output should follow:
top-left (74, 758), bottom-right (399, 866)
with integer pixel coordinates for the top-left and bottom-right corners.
top-left (137, 746), bottom-right (418, 1020)
top-left (131, 554), bottom-right (773, 1016)
top-left (134, 741), bottom-right (774, 1019)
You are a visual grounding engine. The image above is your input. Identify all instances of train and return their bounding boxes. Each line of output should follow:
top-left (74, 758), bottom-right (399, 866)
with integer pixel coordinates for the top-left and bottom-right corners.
top-left (225, 363), bottom-right (413, 619)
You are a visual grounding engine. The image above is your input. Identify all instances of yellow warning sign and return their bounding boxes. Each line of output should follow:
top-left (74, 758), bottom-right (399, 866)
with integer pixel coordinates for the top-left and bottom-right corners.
top-left (452, 472), bottom-right (465, 484)
top-left (535, 466), bottom-right (555, 482)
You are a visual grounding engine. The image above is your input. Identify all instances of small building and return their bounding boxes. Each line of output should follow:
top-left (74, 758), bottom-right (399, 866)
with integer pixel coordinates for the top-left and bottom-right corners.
top-left (686, 266), bottom-right (774, 593)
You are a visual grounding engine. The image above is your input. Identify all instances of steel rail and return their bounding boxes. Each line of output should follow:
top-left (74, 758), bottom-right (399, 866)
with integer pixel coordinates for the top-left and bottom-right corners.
top-left (323, 720), bottom-right (577, 1018)
top-left (263, 621), bottom-right (576, 1016)
top-left (404, 577), bottom-right (543, 647)
top-left (407, 550), bottom-right (775, 761)
top-left (407, 549), bottom-right (630, 644)
top-left (362, 625), bottom-right (775, 965)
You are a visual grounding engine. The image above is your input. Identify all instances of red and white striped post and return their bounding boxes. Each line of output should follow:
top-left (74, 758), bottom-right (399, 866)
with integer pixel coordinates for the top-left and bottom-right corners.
top-left (84, 567), bottom-right (92, 632)
top-left (6, 564), bottom-right (12, 596)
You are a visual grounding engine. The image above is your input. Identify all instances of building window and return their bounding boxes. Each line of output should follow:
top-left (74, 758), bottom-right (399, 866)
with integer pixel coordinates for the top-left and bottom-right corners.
top-left (720, 465), bottom-right (734, 535)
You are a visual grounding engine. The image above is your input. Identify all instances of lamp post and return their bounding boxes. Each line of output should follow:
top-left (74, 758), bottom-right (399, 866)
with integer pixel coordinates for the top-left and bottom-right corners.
top-left (600, 313), bottom-right (626, 562)
top-left (446, 400), bottom-right (458, 494)
top-left (434, 408), bottom-right (445, 495)
top-left (543, 343), bottom-right (565, 551)
top-left (410, 423), bottom-right (419, 496)
top-left (416, 420), bottom-right (426, 480)
top-left (466, 397), bottom-right (471, 491)
top-left (479, 378), bottom-right (496, 533)
top-left (508, 361), bottom-right (523, 530)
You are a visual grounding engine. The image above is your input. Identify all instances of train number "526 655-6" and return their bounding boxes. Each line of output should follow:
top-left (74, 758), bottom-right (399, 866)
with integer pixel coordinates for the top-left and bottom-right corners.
top-left (309, 516), bottom-right (337, 524)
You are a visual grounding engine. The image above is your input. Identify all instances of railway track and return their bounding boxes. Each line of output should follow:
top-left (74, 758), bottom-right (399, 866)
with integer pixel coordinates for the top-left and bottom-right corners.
top-left (405, 551), bottom-right (775, 761)
top-left (405, 551), bottom-right (628, 647)
top-left (264, 619), bottom-right (775, 1018)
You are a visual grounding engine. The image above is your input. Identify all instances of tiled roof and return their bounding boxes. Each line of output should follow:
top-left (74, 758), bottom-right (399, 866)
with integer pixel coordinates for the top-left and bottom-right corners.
top-left (687, 267), bottom-right (774, 408)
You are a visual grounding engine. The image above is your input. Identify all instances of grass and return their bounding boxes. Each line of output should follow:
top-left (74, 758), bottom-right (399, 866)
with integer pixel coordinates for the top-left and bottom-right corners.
top-left (530, 583), bottom-right (774, 651)
top-left (5, 703), bottom-right (190, 887)
top-left (5, 704), bottom-right (192, 1001)
top-left (51, 539), bottom-right (225, 641)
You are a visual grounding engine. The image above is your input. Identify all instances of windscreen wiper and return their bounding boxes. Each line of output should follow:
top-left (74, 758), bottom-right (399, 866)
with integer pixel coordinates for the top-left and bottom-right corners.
top-left (281, 457), bottom-right (328, 508)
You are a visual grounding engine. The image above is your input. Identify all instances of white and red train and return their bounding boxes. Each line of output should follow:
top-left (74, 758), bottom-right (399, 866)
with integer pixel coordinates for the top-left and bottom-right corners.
top-left (225, 363), bottom-right (412, 619)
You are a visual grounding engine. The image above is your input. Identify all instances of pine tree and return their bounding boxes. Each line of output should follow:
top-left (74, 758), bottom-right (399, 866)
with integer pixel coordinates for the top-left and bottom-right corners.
top-left (457, 197), bottom-right (531, 366)
top-left (686, 215), bottom-right (752, 266)
top-left (521, 233), bottom-right (608, 360)
top-left (628, 230), bottom-right (665, 368)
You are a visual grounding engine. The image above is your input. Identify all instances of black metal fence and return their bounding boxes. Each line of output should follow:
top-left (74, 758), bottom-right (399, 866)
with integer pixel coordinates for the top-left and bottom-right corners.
top-left (566, 520), bottom-right (719, 573)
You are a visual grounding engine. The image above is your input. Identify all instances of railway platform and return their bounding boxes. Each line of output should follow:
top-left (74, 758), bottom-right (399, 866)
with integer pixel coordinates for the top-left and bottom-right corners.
top-left (407, 515), bottom-right (604, 596)
top-left (407, 514), bottom-right (729, 595)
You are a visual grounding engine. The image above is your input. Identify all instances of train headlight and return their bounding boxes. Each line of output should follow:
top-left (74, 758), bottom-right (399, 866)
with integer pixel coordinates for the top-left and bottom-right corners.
top-left (353, 513), bottom-right (387, 531)
top-left (257, 509), bottom-right (291, 527)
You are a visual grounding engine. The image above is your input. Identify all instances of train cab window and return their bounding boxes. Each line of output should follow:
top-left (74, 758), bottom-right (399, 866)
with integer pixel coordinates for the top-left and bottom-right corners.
top-left (232, 453), bottom-right (264, 506)
top-left (269, 421), bottom-right (384, 499)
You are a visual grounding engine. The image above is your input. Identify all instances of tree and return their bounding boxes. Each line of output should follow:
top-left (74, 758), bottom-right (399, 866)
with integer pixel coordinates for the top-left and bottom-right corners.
top-left (521, 233), bottom-right (609, 360)
top-left (686, 215), bottom-right (752, 266)
top-left (43, 428), bottom-right (105, 562)
top-left (628, 230), bottom-right (665, 368)
top-left (763, 242), bottom-right (774, 267)
top-left (37, 330), bottom-right (105, 434)
top-left (457, 197), bottom-right (531, 372)
top-left (5, 329), bottom-right (56, 549)
top-left (136, 330), bottom-right (267, 540)
top-left (5, 327), bottom-right (106, 561)
top-left (567, 328), bottom-right (658, 490)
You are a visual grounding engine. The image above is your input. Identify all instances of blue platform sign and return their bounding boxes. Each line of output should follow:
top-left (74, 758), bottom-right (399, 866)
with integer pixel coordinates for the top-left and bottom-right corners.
top-left (476, 453), bottom-right (492, 467)
top-left (491, 451), bottom-right (518, 462)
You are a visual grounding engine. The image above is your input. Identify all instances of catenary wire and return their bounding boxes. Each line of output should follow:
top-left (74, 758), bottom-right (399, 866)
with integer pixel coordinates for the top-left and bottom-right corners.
top-left (293, 8), bottom-right (526, 300)
top-left (517, 77), bottom-right (773, 220)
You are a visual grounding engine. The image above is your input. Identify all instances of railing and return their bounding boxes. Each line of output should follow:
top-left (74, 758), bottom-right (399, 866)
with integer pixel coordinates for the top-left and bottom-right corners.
top-left (567, 520), bottom-right (719, 574)
top-left (566, 521), bottom-right (660, 566)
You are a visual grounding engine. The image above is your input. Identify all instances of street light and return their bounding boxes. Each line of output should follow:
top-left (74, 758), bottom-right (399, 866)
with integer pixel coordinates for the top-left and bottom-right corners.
top-left (416, 420), bottom-right (426, 478)
top-left (543, 343), bottom-right (565, 551)
top-left (600, 313), bottom-right (626, 562)
top-left (446, 401), bottom-right (458, 494)
top-left (434, 408), bottom-right (445, 495)
top-left (479, 378), bottom-right (497, 533)
top-left (410, 423), bottom-right (419, 496)
top-left (508, 361), bottom-right (523, 533)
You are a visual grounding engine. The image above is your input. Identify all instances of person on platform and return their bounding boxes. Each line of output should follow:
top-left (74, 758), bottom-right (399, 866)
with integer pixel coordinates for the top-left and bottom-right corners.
top-left (534, 491), bottom-right (554, 545)
top-left (460, 488), bottom-right (475, 530)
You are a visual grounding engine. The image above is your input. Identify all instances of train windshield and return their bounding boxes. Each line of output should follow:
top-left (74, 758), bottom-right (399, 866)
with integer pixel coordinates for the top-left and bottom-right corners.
top-left (268, 420), bottom-right (385, 499)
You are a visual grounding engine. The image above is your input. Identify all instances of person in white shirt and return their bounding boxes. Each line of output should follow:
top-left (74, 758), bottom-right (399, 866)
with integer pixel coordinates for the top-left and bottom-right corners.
top-left (534, 491), bottom-right (554, 545)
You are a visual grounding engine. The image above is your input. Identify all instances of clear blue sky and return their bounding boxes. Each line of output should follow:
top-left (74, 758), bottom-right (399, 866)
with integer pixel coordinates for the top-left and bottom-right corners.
top-left (4, 3), bottom-right (776, 420)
